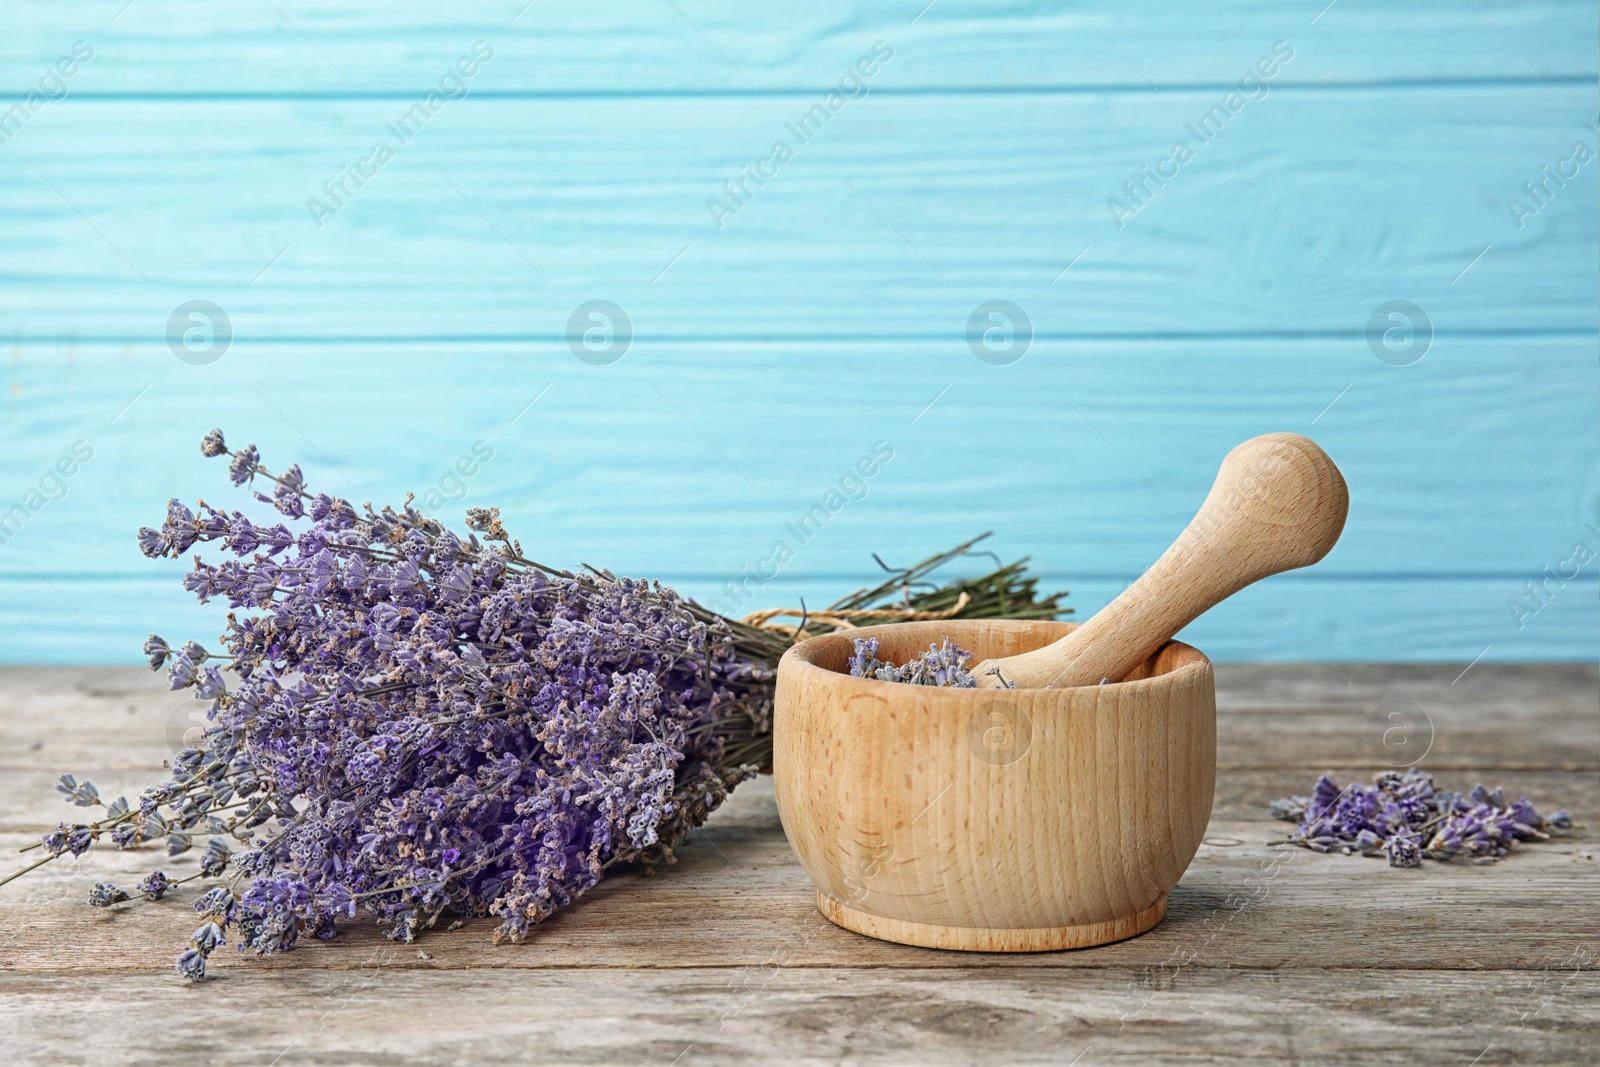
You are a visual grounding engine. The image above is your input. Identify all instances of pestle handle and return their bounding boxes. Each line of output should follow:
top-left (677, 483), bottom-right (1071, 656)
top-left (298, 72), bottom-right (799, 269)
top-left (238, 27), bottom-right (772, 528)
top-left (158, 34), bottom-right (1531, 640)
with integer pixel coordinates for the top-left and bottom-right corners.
top-left (975, 433), bottom-right (1348, 689)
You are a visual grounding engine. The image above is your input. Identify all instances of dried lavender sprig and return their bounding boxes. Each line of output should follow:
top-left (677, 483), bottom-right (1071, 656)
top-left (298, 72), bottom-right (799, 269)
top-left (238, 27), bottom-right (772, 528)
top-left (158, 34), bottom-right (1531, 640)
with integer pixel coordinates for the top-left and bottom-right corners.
top-left (848, 636), bottom-right (979, 688)
top-left (1269, 768), bottom-right (1573, 867)
top-left (32, 443), bottom-right (758, 946)
top-left (10, 430), bottom-right (1068, 979)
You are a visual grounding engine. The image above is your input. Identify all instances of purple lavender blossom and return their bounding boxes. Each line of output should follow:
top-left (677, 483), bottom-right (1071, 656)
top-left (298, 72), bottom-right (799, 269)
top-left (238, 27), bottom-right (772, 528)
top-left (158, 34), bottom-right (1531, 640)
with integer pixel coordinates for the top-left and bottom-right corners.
top-left (41, 823), bottom-right (93, 857)
top-left (175, 949), bottom-right (207, 981)
top-left (142, 634), bottom-right (171, 670)
top-left (89, 882), bottom-right (130, 907)
top-left (32, 433), bottom-right (776, 977)
top-left (848, 637), bottom-right (979, 687)
top-left (1270, 768), bottom-right (1572, 867)
top-left (5, 430), bottom-right (1066, 981)
top-left (1383, 830), bottom-right (1422, 868)
top-left (227, 444), bottom-right (259, 486)
top-left (55, 774), bottom-right (99, 807)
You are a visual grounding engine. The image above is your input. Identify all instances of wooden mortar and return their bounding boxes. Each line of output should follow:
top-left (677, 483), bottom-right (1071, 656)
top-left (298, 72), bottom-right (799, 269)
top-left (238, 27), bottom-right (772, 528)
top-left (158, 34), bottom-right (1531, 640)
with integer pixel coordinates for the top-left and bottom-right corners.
top-left (773, 432), bottom-right (1346, 951)
top-left (775, 619), bottom-right (1212, 951)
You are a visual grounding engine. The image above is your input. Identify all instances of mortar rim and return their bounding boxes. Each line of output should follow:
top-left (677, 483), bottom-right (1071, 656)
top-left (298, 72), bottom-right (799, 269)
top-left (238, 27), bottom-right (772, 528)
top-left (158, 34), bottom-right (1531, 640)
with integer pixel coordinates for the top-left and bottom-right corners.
top-left (777, 617), bottom-right (1212, 699)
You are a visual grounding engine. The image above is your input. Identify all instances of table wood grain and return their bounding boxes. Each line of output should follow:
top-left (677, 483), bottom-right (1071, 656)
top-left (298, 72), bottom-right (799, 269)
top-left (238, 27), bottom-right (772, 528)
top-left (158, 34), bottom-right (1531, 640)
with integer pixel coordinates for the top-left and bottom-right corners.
top-left (1, 663), bottom-right (1596, 1065)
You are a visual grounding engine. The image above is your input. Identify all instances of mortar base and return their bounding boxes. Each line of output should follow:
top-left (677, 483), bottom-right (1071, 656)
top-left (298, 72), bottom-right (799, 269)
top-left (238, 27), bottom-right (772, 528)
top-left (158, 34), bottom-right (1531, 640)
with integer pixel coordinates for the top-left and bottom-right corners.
top-left (817, 891), bottom-right (1167, 952)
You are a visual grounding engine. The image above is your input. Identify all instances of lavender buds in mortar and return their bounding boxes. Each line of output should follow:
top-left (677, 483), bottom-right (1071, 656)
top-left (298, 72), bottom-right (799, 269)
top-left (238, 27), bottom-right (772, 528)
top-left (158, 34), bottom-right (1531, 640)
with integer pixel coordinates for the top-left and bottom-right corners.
top-left (848, 637), bottom-right (982, 687)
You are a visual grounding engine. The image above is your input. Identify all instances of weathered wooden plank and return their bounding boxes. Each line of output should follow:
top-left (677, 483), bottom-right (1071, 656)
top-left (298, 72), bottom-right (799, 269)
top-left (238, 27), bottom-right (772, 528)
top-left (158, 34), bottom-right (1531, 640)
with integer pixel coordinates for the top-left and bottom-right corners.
top-left (2, 964), bottom-right (1596, 1066)
top-left (3, 1), bottom-right (1594, 93)
top-left (1, 665), bottom-right (1595, 1064)
top-left (1212, 663), bottom-right (1600, 770)
top-left (4, 800), bottom-right (1594, 974)
top-left (0, 90), bottom-right (1593, 338)
top-left (1, 341), bottom-right (1595, 663)
top-left (3, 342), bottom-right (1587, 569)
top-left (1, 6), bottom-right (1594, 672)
top-left (2, 664), bottom-right (1594, 975)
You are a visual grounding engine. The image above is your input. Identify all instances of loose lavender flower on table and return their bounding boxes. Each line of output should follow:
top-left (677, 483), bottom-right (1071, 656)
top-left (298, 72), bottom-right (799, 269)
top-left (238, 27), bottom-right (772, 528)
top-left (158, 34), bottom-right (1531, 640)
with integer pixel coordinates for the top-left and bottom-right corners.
top-left (0, 430), bottom-right (1067, 980)
top-left (1270, 768), bottom-right (1573, 867)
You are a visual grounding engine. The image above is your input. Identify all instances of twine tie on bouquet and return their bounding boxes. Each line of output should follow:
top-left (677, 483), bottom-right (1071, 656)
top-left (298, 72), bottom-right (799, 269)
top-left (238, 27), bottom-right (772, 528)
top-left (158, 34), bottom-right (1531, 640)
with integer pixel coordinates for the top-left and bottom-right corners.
top-left (741, 592), bottom-right (972, 639)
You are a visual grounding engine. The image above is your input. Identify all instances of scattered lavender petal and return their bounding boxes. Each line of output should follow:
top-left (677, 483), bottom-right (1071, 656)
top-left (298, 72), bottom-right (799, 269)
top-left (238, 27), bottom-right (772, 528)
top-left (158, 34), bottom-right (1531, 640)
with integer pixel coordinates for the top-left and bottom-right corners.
top-left (1270, 768), bottom-right (1572, 868)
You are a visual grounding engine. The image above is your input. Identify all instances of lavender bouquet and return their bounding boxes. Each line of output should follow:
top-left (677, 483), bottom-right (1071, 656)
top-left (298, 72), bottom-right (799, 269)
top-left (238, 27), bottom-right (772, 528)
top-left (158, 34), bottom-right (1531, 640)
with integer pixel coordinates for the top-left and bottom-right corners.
top-left (4, 431), bottom-right (1066, 979)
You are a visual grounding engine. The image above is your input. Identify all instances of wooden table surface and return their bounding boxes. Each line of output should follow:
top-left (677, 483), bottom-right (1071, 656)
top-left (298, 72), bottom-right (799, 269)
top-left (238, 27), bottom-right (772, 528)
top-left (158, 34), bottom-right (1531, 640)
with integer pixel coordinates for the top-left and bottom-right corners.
top-left (1, 663), bottom-right (1595, 1065)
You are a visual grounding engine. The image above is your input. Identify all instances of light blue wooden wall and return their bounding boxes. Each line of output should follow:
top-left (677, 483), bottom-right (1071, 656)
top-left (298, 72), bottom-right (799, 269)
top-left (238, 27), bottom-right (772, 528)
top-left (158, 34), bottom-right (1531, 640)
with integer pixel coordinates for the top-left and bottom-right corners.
top-left (1, 2), bottom-right (1596, 665)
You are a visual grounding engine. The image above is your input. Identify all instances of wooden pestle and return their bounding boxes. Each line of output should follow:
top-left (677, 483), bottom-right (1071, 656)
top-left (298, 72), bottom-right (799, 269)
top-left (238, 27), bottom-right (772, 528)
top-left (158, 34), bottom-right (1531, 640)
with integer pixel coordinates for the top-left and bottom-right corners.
top-left (973, 433), bottom-right (1348, 689)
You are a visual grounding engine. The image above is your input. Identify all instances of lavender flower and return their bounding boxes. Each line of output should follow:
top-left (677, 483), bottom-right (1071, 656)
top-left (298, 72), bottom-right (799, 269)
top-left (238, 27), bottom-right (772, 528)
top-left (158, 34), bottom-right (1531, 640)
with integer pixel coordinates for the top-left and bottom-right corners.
top-left (1271, 768), bottom-right (1572, 867)
top-left (848, 637), bottom-right (979, 687)
top-left (89, 882), bottom-right (130, 907)
top-left (165, 657), bottom-right (198, 690)
top-left (1269, 797), bottom-right (1306, 822)
top-left (41, 823), bottom-right (93, 857)
top-left (227, 444), bottom-right (259, 486)
top-left (191, 921), bottom-right (226, 953)
top-left (195, 887), bottom-right (237, 919)
top-left (56, 773), bottom-right (99, 807)
top-left (4, 431), bottom-right (1067, 980)
top-left (1383, 831), bottom-right (1422, 868)
top-left (199, 837), bottom-right (231, 877)
top-left (143, 634), bottom-right (171, 670)
top-left (195, 667), bottom-right (226, 700)
top-left (175, 949), bottom-right (207, 981)
top-left (40, 437), bottom-right (768, 974)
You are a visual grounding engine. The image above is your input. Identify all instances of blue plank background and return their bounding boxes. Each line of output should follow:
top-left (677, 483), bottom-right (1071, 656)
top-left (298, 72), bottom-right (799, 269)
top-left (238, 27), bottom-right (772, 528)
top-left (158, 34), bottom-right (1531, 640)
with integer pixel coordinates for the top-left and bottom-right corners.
top-left (0, 1), bottom-right (1596, 665)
